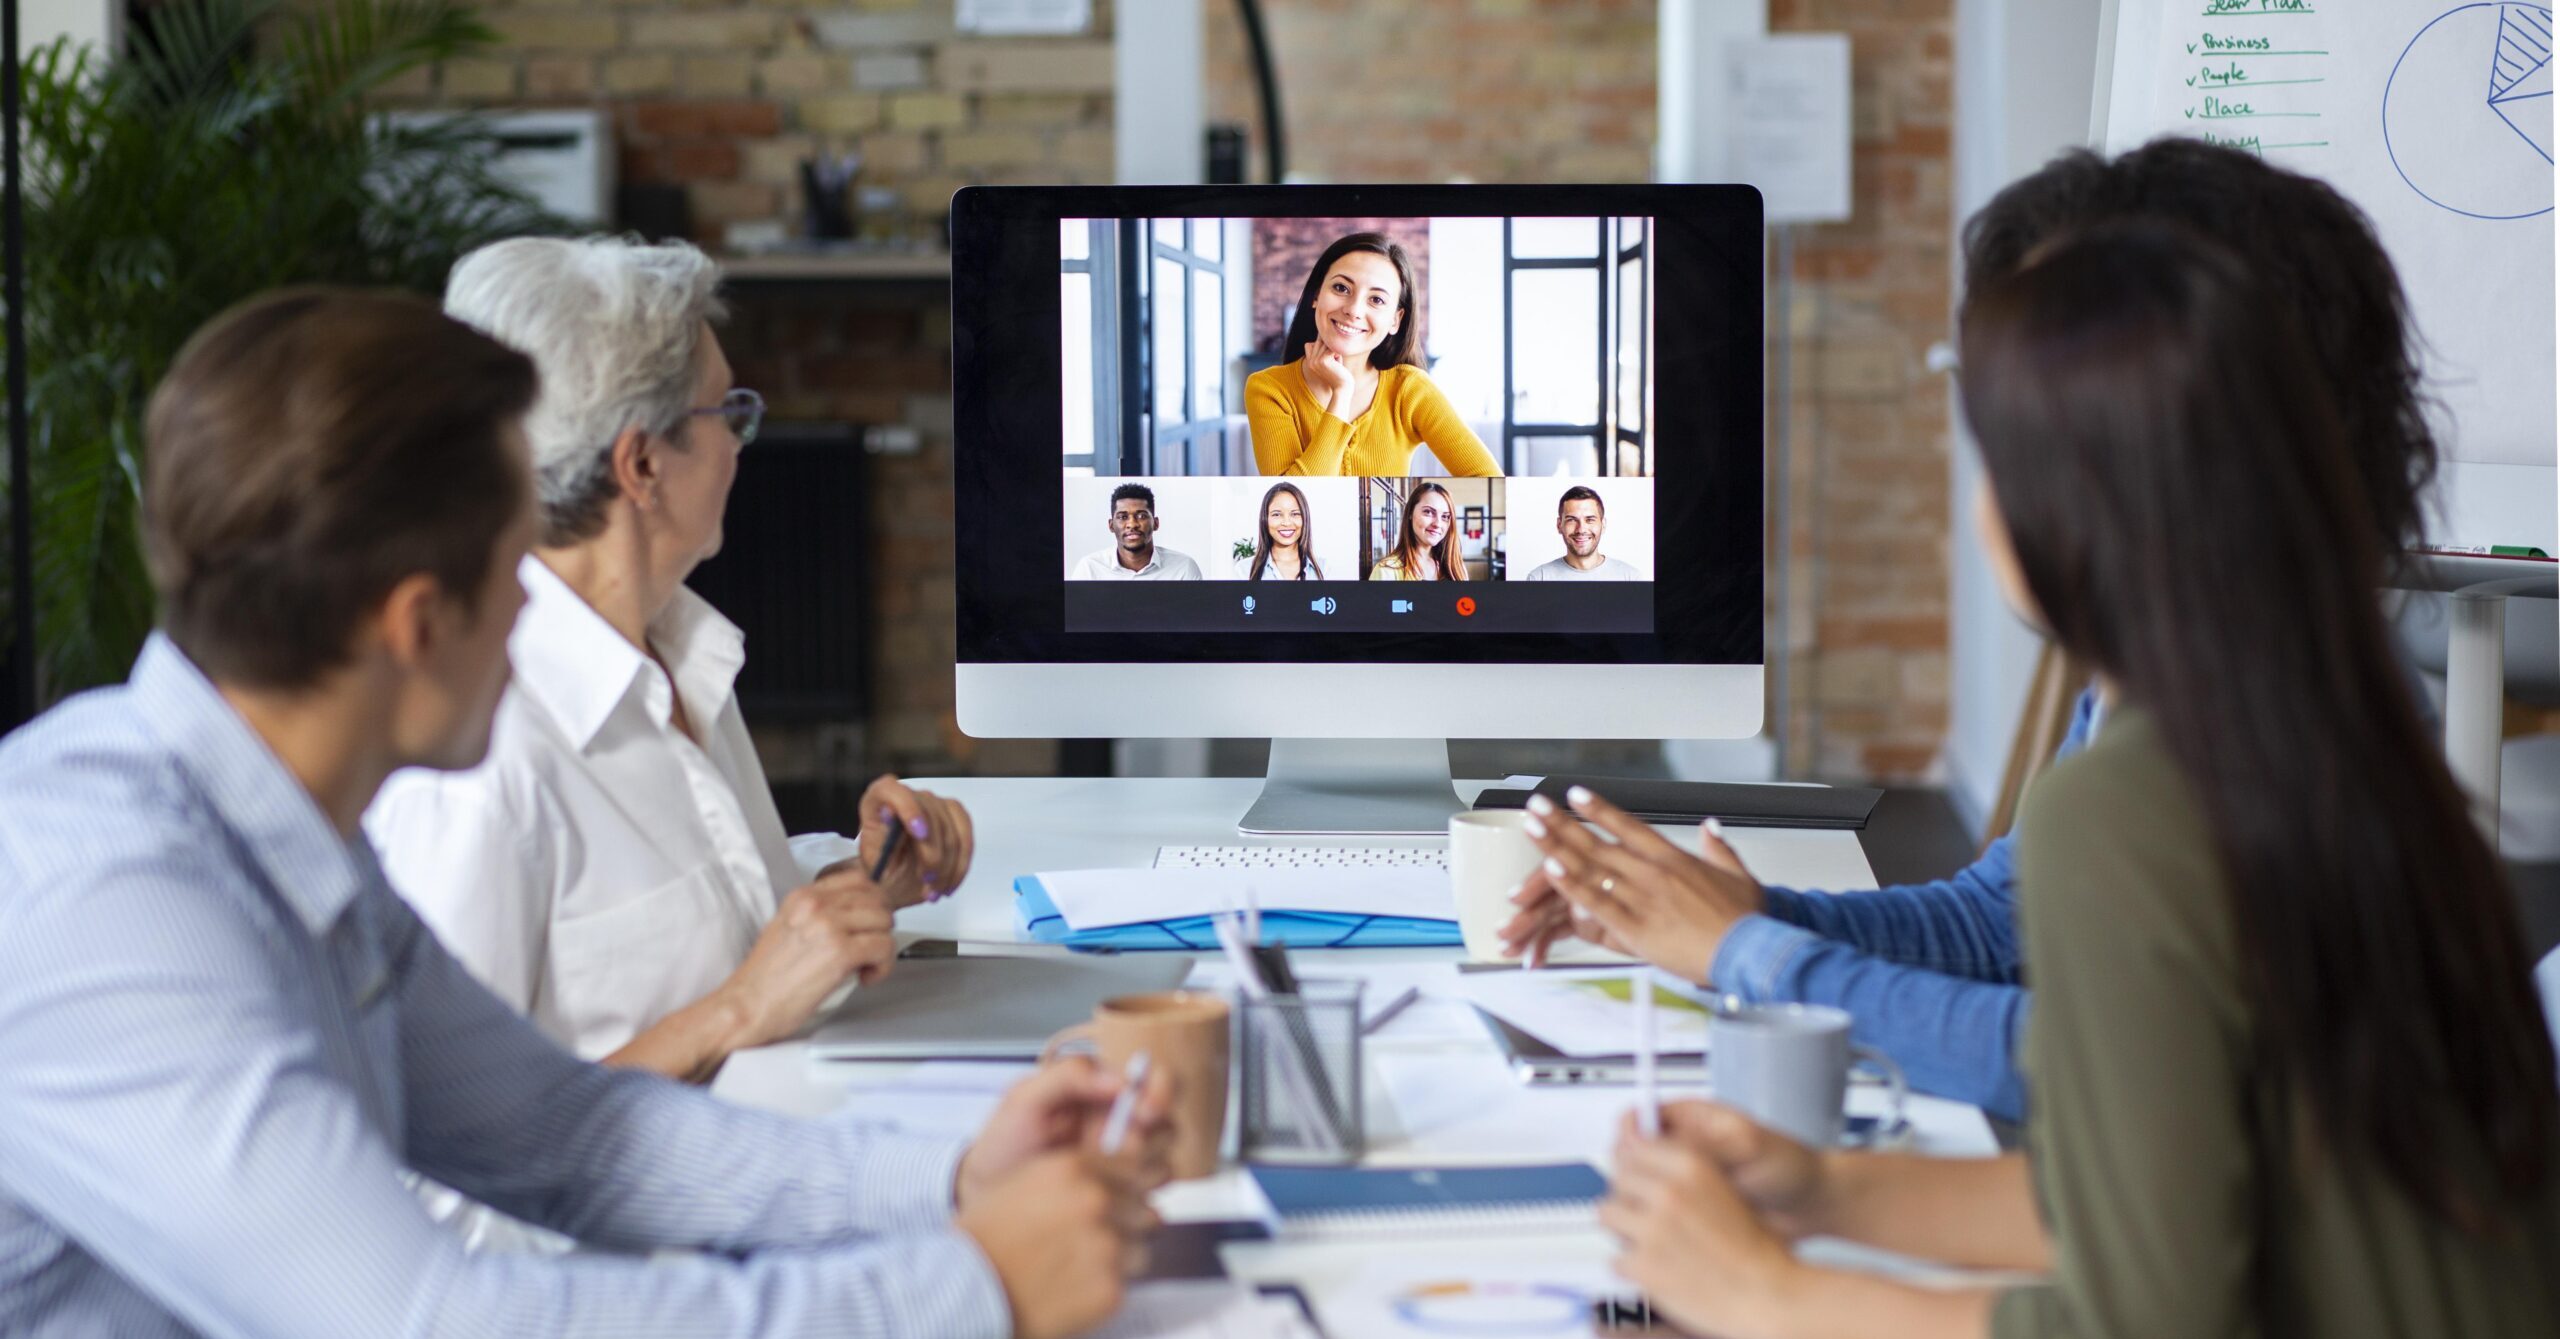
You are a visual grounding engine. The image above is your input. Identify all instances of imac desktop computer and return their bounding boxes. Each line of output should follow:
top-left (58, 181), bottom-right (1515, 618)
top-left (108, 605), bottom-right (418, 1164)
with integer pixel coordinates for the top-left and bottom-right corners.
top-left (951, 185), bottom-right (1764, 835)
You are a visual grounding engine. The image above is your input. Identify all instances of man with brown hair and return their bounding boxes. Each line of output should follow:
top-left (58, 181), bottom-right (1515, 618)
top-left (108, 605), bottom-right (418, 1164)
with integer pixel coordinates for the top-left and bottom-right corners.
top-left (0, 289), bottom-right (1167, 1339)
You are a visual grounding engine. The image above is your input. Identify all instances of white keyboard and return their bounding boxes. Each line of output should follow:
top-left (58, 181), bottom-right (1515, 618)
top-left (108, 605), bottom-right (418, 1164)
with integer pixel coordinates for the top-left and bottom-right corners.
top-left (1153, 844), bottom-right (1449, 871)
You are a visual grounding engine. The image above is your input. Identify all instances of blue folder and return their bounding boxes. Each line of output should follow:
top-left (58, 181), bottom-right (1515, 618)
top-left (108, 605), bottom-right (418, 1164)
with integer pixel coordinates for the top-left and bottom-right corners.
top-left (1014, 875), bottom-right (1462, 951)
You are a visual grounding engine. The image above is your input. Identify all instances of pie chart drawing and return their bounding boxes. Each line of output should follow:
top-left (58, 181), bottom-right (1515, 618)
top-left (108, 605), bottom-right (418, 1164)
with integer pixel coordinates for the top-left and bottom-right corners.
top-left (2383, 3), bottom-right (2555, 219)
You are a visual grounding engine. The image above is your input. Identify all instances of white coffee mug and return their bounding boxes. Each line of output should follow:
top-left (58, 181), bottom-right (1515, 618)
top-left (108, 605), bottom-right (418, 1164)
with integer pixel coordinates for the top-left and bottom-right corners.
top-left (1448, 809), bottom-right (1542, 962)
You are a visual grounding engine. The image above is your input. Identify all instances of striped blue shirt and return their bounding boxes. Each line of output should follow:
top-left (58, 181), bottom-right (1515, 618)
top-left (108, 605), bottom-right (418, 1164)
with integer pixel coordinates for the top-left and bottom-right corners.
top-left (0, 636), bottom-right (1011, 1338)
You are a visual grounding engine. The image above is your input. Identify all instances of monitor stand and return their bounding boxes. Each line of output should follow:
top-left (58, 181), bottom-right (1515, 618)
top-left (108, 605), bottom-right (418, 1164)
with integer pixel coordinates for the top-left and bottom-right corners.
top-left (1236, 738), bottom-right (1467, 837)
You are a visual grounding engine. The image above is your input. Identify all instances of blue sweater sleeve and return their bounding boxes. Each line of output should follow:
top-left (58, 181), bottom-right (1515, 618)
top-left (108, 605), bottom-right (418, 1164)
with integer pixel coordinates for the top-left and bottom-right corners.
top-left (1699, 686), bottom-right (2104, 1123)
top-left (1711, 913), bottom-right (2030, 1121)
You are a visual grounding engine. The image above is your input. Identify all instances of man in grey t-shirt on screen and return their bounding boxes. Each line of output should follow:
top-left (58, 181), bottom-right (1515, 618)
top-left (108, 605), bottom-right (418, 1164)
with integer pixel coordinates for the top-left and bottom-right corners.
top-left (1523, 485), bottom-right (1642, 581)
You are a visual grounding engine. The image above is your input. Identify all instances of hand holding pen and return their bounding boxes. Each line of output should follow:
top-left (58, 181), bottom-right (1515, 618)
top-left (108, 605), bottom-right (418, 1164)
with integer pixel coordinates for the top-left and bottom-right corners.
top-left (847, 774), bottom-right (975, 907)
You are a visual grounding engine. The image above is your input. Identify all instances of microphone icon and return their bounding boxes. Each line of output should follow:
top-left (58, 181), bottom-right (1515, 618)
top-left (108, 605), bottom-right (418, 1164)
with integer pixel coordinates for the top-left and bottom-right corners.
top-left (1243, 595), bottom-right (1257, 615)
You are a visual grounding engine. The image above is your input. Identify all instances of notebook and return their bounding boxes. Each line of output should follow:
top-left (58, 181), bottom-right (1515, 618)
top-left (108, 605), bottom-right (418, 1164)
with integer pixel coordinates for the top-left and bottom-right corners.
top-left (1246, 1163), bottom-right (1607, 1236)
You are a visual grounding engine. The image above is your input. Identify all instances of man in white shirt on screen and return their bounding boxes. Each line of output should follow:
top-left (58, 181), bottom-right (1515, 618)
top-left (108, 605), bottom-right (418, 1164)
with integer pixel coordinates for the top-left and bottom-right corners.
top-left (1071, 483), bottom-right (1203, 580)
top-left (1523, 486), bottom-right (1642, 581)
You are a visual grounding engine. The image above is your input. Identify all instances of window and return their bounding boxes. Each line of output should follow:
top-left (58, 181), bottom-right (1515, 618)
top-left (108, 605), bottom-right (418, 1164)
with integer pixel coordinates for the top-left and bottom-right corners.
top-left (1058, 219), bottom-right (1118, 474)
top-left (1138, 219), bottom-right (1235, 474)
top-left (1500, 217), bottom-right (1650, 476)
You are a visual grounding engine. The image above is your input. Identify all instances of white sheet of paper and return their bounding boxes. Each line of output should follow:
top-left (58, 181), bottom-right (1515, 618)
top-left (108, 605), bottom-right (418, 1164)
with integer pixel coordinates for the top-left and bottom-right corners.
top-left (1444, 970), bottom-right (1711, 1058)
top-left (1039, 867), bottom-right (1455, 931)
top-left (1723, 33), bottom-right (1855, 224)
top-left (1308, 1256), bottom-right (1625, 1339)
top-left (1373, 1049), bottom-right (1635, 1167)
top-left (832, 1060), bottom-right (1027, 1137)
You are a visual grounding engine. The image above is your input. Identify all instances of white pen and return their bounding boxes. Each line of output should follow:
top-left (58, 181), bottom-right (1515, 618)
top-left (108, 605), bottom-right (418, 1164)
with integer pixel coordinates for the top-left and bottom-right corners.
top-left (1099, 1050), bottom-right (1152, 1155)
top-left (1635, 967), bottom-right (1660, 1137)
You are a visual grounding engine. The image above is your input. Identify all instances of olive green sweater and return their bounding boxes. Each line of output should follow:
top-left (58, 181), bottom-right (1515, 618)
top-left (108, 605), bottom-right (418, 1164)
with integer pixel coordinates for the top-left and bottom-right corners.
top-left (1993, 708), bottom-right (2560, 1338)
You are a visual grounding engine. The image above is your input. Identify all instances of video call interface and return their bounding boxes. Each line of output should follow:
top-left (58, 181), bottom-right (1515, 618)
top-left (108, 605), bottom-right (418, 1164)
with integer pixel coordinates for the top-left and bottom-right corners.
top-left (1058, 214), bottom-right (1660, 634)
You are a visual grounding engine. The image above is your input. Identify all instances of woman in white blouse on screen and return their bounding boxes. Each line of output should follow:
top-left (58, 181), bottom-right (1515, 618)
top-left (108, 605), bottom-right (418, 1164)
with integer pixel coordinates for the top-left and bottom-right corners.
top-left (367, 236), bottom-right (973, 1087)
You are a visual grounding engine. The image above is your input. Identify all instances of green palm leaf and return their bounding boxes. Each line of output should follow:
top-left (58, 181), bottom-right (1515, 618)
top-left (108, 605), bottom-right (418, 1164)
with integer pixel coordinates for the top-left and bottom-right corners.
top-left (1, 0), bottom-right (562, 702)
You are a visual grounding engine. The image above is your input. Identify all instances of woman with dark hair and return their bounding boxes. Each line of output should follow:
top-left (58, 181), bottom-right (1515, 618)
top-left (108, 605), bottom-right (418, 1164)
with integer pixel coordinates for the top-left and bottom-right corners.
top-left (1238, 481), bottom-right (1323, 580)
top-left (1367, 481), bottom-right (1465, 581)
top-left (1244, 232), bottom-right (1497, 478)
top-left (1546, 226), bottom-right (2560, 1337)
top-left (1497, 139), bottom-right (2448, 1125)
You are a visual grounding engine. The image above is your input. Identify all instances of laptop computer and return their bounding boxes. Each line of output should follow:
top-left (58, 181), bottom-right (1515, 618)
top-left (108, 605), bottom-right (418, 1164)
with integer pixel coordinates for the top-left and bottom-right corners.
top-left (806, 954), bottom-right (1196, 1060)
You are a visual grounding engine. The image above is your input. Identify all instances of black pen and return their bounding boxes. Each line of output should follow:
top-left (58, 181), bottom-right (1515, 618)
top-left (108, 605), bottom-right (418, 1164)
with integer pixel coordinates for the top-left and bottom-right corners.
top-left (866, 820), bottom-right (906, 882)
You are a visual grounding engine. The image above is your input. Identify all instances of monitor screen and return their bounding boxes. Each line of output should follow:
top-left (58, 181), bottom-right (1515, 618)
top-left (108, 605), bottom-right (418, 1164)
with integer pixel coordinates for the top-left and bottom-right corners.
top-left (954, 186), bottom-right (1761, 670)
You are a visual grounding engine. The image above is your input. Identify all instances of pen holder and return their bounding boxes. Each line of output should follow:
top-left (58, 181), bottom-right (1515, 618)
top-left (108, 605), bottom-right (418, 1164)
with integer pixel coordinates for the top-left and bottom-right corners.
top-left (1236, 979), bottom-right (1365, 1165)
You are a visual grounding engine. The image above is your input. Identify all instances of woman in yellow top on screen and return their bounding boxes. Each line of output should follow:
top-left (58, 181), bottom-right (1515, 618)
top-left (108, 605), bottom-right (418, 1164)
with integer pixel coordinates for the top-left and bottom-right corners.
top-left (1369, 481), bottom-right (1466, 581)
top-left (1245, 233), bottom-right (1499, 478)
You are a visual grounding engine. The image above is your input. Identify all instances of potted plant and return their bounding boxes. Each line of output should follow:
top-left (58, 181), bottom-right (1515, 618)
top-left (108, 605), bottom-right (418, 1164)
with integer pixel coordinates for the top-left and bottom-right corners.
top-left (3, 0), bottom-right (556, 699)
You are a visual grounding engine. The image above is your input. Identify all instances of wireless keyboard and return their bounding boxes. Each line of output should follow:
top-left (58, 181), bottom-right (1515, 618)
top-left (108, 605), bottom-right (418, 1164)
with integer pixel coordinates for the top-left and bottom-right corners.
top-left (1152, 844), bottom-right (1449, 871)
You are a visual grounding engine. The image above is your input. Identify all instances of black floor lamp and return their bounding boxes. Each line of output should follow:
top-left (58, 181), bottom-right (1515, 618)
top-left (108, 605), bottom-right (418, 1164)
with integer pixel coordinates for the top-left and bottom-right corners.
top-left (3, 0), bottom-right (33, 733)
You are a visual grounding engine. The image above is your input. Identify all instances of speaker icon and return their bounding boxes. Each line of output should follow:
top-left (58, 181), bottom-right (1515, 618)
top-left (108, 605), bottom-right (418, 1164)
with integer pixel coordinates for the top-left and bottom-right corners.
top-left (1309, 596), bottom-right (1338, 615)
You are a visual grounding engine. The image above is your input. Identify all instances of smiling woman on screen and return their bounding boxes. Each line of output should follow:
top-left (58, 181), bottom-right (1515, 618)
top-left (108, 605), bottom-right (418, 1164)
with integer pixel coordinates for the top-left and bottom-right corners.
top-left (1368, 481), bottom-right (1466, 581)
top-left (1244, 232), bottom-right (1498, 478)
top-left (1238, 480), bottom-right (1324, 580)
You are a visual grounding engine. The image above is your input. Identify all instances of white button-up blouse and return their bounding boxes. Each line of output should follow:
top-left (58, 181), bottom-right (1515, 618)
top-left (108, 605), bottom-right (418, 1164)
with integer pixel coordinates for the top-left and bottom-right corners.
top-left (367, 555), bottom-right (839, 1061)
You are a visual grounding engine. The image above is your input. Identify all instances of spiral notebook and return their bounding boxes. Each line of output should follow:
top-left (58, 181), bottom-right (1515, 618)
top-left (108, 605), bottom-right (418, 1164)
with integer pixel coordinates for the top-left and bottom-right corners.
top-left (1246, 1163), bottom-right (1606, 1237)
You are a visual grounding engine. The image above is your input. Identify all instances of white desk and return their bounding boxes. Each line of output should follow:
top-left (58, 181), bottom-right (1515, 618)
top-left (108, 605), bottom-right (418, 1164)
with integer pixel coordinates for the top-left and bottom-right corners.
top-left (713, 778), bottom-right (2003, 1333)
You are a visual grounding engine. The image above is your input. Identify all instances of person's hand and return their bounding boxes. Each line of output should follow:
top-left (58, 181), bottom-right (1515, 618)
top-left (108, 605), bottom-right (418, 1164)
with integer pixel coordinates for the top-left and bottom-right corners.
top-left (1500, 787), bottom-right (1766, 983)
top-left (1602, 1111), bottom-right (1805, 1339)
top-left (956, 1054), bottom-right (1176, 1209)
top-left (711, 875), bottom-right (897, 1049)
top-left (1495, 858), bottom-right (1634, 968)
top-left (958, 1150), bottom-right (1161, 1339)
top-left (829, 775), bottom-right (973, 908)
top-left (1660, 1101), bottom-right (1836, 1241)
top-left (1299, 340), bottom-right (1354, 417)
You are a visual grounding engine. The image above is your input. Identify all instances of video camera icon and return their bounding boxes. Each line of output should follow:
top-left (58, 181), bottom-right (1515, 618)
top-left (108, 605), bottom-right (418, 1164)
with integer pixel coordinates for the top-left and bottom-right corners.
top-left (1309, 596), bottom-right (1338, 615)
top-left (1390, 599), bottom-right (1415, 614)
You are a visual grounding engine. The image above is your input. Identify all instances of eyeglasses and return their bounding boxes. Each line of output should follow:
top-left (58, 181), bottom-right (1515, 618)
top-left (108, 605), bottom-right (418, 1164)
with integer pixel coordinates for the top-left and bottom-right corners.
top-left (681, 388), bottom-right (765, 446)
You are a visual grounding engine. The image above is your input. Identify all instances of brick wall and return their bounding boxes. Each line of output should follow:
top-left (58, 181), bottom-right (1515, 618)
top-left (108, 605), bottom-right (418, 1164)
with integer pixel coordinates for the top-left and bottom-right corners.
top-left (404, 4), bottom-right (1118, 242)
top-left (1249, 218), bottom-right (1431, 356)
top-left (1206, 0), bottom-right (1956, 785)
top-left (393, 1), bottom-right (1127, 781)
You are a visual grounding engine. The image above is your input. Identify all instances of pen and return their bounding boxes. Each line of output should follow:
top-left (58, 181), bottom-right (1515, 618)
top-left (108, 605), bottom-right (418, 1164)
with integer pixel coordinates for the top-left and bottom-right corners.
top-left (1099, 1050), bottom-right (1151, 1155)
top-left (1361, 985), bottom-right (1421, 1036)
top-left (866, 819), bottom-right (906, 883)
top-left (1634, 967), bottom-right (1660, 1137)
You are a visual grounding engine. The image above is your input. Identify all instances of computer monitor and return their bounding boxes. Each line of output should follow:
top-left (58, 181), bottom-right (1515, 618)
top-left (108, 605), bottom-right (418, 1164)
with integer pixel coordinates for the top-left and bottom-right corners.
top-left (952, 185), bottom-right (1764, 834)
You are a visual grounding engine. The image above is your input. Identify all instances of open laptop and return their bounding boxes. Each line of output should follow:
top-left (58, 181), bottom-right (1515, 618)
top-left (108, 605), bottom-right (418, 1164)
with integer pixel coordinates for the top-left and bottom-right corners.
top-left (806, 954), bottom-right (1195, 1060)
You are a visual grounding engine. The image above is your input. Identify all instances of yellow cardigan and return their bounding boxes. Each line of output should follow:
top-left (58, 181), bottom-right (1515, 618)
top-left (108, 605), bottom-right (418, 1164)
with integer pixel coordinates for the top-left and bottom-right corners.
top-left (1244, 363), bottom-right (1500, 477)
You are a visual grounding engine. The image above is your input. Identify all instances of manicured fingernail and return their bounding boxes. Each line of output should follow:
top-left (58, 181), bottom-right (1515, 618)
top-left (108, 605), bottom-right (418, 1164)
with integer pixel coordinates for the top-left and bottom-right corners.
top-left (907, 816), bottom-right (930, 838)
top-left (1566, 785), bottom-right (1595, 806)
top-left (878, 805), bottom-right (893, 822)
top-left (1523, 814), bottom-right (1547, 838)
top-left (924, 876), bottom-right (940, 893)
top-left (1525, 794), bottom-right (1555, 815)
top-left (1706, 817), bottom-right (1726, 838)
top-left (1543, 856), bottom-right (1566, 878)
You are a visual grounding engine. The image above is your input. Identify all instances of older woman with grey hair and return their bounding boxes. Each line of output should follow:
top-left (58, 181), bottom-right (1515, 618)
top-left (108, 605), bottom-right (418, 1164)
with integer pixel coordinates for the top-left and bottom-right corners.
top-left (368, 236), bottom-right (973, 1087)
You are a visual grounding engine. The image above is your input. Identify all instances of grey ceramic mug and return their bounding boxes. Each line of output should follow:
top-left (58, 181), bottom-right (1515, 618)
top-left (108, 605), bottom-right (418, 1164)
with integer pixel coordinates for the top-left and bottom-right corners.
top-left (1707, 1002), bottom-right (1907, 1148)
